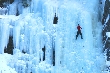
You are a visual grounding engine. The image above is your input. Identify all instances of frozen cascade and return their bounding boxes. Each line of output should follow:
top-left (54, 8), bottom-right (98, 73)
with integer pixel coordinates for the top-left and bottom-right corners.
top-left (0, 0), bottom-right (106, 73)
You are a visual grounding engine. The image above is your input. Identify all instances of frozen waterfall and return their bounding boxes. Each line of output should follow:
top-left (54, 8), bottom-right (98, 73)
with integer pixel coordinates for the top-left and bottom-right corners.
top-left (0, 0), bottom-right (105, 73)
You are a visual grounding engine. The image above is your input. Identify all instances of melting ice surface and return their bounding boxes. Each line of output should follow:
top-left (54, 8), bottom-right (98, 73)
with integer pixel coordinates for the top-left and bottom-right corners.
top-left (0, 0), bottom-right (107, 73)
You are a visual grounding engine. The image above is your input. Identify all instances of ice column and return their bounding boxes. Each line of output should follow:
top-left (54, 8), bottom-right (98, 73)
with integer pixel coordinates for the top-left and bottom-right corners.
top-left (0, 19), bottom-right (10, 53)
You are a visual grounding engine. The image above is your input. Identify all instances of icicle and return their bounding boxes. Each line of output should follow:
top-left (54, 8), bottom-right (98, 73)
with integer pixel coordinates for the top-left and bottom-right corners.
top-left (13, 25), bottom-right (20, 50)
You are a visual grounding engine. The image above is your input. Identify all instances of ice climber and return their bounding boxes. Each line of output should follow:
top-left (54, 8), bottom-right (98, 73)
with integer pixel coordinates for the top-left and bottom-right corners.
top-left (53, 13), bottom-right (58, 24)
top-left (76, 24), bottom-right (83, 39)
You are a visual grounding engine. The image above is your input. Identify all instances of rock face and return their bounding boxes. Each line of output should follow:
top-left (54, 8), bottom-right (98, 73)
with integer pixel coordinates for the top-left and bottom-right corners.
top-left (0, 0), bottom-right (14, 11)
top-left (102, 0), bottom-right (110, 24)
top-left (102, 0), bottom-right (110, 60)
top-left (0, 0), bottom-right (14, 6)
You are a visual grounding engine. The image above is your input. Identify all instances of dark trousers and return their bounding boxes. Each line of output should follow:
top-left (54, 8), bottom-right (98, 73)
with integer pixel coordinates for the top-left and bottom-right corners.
top-left (76, 30), bottom-right (83, 39)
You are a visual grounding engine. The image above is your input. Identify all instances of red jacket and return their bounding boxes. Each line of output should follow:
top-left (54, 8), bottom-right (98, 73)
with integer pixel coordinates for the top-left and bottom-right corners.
top-left (77, 25), bottom-right (82, 31)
